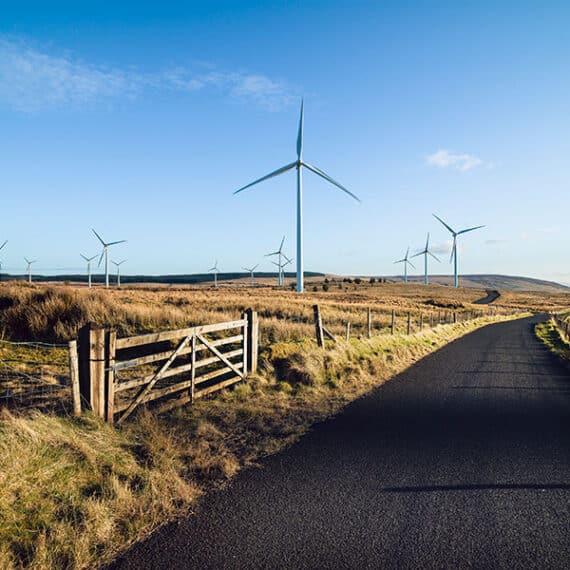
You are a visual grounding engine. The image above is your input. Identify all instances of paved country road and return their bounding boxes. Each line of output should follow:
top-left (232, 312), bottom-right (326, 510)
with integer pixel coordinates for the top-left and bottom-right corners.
top-left (473, 289), bottom-right (501, 304)
top-left (111, 316), bottom-right (570, 569)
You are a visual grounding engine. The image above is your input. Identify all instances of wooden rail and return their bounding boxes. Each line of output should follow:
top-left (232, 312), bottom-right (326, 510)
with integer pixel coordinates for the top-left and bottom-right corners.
top-left (74, 310), bottom-right (259, 424)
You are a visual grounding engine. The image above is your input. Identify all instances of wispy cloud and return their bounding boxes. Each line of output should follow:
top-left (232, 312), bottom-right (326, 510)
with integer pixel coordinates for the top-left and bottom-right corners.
top-left (0, 37), bottom-right (296, 112)
top-left (485, 239), bottom-right (509, 245)
top-left (430, 241), bottom-right (452, 256)
top-left (426, 149), bottom-right (484, 172)
top-left (537, 226), bottom-right (560, 234)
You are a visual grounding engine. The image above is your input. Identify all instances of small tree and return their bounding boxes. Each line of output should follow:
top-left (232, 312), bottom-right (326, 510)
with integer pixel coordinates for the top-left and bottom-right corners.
top-left (354, 277), bottom-right (362, 285)
top-left (369, 277), bottom-right (376, 284)
top-left (322, 282), bottom-right (329, 292)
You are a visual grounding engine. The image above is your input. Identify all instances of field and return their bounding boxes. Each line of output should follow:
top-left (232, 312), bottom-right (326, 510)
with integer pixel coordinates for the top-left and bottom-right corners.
top-left (0, 279), bottom-right (566, 569)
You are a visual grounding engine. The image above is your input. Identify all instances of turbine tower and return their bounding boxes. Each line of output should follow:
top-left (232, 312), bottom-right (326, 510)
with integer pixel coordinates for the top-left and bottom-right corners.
top-left (112, 259), bottom-right (127, 288)
top-left (234, 100), bottom-right (360, 293)
top-left (0, 240), bottom-right (7, 282)
top-left (80, 253), bottom-right (97, 288)
top-left (209, 260), bottom-right (220, 287)
top-left (411, 233), bottom-right (441, 285)
top-left (265, 236), bottom-right (286, 286)
top-left (92, 229), bottom-right (126, 288)
top-left (272, 256), bottom-right (293, 288)
top-left (24, 257), bottom-right (37, 283)
top-left (433, 214), bottom-right (484, 288)
top-left (394, 248), bottom-right (415, 283)
top-left (242, 263), bottom-right (260, 287)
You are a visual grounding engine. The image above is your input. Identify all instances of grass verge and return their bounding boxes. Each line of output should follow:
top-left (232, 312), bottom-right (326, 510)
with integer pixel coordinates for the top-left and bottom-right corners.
top-left (0, 313), bottom-right (525, 569)
top-left (535, 318), bottom-right (570, 361)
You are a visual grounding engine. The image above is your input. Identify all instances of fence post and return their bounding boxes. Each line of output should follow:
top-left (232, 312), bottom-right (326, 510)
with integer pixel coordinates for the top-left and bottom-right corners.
top-left (419, 313), bottom-right (423, 331)
top-left (77, 323), bottom-right (106, 418)
top-left (346, 322), bottom-right (351, 341)
top-left (367, 308), bottom-right (372, 338)
top-left (453, 312), bottom-right (457, 323)
top-left (407, 312), bottom-right (412, 335)
top-left (429, 313), bottom-right (434, 328)
top-left (391, 309), bottom-right (395, 335)
top-left (68, 340), bottom-right (81, 416)
top-left (245, 308), bottom-right (258, 374)
top-left (105, 330), bottom-right (117, 424)
top-left (313, 304), bottom-right (324, 348)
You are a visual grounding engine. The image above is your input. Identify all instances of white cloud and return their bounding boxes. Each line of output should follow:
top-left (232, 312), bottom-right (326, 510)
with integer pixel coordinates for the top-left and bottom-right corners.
top-left (0, 37), bottom-right (296, 112)
top-left (485, 239), bottom-right (509, 245)
top-left (426, 149), bottom-right (484, 172)
top-left (537, 226), bottom-right (560, 234)
top-left (430, 241), bottom-right (452, 256)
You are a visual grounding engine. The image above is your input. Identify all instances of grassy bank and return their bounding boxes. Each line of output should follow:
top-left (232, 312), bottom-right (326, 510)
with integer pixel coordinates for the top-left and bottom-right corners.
top-left (0, 313), bottom-right (525, 569)
top-left (535, 318), bottom-right (570, 361)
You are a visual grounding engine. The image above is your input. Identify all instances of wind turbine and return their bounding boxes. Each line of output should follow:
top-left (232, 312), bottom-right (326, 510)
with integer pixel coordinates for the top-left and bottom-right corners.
top-left (0, 240), bottom-right (7, 282)
top-left (265, 236), bottom-right (286, 286)
top-left (234, 100), bottom-right (361, 293)
top-left (433, 214), bottom-right (485, 287)
top-left (112, 259), bottom-right (127, 288)
top-left (272, 256), bottom-right (293, 287)
top-left (411, 233), bottom-right (440, 285)
top-left (24, 257), bottom-right (37, 283)
top-left (80, 253), bottom-right (98, 288)
top-left (209, 260), bottom-right (220, 287)
top-left (394, 248), bottom-right (415, 283)
top-left (92, 229), bottom-right (126, 288)
top-left (242, 263), bottom-right (260, 287)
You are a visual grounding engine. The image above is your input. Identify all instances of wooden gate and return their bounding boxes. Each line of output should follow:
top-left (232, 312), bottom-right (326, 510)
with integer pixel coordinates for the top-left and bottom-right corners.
top-left (75, 309), bottom-right (258, 424)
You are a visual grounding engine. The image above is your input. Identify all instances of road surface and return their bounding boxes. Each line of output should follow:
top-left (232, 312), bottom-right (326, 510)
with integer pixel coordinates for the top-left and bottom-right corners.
top-left (111, 315), bottom-right (570, 569)
top-left (473, 289), bottom-right (501, 304)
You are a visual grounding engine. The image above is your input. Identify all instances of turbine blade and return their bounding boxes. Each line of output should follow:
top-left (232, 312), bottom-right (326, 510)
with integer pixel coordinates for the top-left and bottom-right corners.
top-left (253, 264), bottom-right (259, 271)
top-left (410, 250), bottom-right (425, 259)
top-left (233, 162), bottom-right (297, 195)
top-left (426, 233), bottom-right (430, 250)
top-left (107, 240), bottom-right (127, 246)
top-left (265, 251), bottom-right (280, 257)
top-left (92, 228), bottom-right (106, 246)
top-left (24, 257), bottom-right (30, 264)
top-left (0, 240), bottom-right (7, 251)
top-left (450, 239), bottom-right (456, 263)
top-left (303, 162), bottom-right (361, 202)
top-left (279, 235), bottom-right (285, 252)
top-left (457, 225), bottom-right (485, 235)
top-left (98, 249), bottom-right (105, 267)
top-left (428, 251), bottom-right (441, 262)
top-left (394, 259), bottom-right (405, 264)
top-left (297, 99), bottom-right (304, 160)
top-left (432, 214), bottom-right (455, 235)
top-left (407, 259), bottom-right (416, 269)
top-left (80, 254), bottom-right (88, 261)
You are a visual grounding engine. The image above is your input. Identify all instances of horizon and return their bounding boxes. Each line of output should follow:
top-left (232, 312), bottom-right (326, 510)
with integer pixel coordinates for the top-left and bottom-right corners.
top-left (1, 2), bottom-right (569, 284)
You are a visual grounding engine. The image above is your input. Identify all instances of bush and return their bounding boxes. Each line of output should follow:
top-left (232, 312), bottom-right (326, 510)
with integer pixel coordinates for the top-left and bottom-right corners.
top-left (322, 283), bottom-right (329, 292)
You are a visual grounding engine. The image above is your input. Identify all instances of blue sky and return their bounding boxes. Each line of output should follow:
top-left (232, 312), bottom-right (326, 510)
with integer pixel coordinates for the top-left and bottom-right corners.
top-left (0, 1), bottom-right (569, 283)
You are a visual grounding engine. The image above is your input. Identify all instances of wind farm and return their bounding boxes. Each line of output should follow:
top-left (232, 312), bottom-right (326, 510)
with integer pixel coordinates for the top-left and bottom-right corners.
top-left (1, 4), bottom-right (570, 570)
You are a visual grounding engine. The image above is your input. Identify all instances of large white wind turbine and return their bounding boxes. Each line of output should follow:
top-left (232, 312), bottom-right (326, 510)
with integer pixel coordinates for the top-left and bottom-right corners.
top-left (24, 257), bottom-right (37, 283)
top-left (411, 233), bottom-right (440, 285)
top-left (272, 256), bottom-right (293, 288)
top-left (242, 263), bottom-right (260, 287)
top-left (112, 259), bottom-right (127, 288)
top-left (234, 100), bottom-right (360, 293)
top-left (394, 247), bottom-right (415, 283)
top-left (209, 260), bottom-right (220, 287)
top-left (92, 229), bottom-right (127, 288)
top-left (433, 214), bottom-right (485, 288)
top-left (80, 253), bottom-right (97, 288)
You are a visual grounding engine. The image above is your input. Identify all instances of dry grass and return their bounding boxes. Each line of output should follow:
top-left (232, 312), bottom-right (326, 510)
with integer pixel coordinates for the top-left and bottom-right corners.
top-left (0, 312), bottom-right (526, 570)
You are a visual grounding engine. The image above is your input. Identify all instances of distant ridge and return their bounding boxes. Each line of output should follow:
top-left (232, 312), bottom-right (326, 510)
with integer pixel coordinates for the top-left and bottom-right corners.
top-left (383, 274), bottom-right (569, 293)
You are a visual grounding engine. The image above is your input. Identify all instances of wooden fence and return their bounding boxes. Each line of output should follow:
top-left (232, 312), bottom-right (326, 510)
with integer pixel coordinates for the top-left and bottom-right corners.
top-left (69, 309), bottom-right (258, 424)
top-left (552, 314), bottom-right (570, 343)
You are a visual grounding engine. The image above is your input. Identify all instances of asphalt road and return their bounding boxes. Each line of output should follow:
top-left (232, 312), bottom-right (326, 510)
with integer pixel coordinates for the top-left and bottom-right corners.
top-left (473, 289), bottom-right (501, 304)
top-left (111, 316), bottom-right (570, 569)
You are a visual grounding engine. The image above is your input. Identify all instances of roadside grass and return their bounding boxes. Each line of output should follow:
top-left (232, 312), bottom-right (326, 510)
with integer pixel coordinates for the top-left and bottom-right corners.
top-left (0, 313), bottom-right (525, 570)
top-left (535, 319), bottom-right (570, 361)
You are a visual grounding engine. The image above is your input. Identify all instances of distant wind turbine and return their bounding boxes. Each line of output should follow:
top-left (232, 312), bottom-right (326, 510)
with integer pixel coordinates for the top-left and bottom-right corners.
top-left (411, 233), bottom-right (440, 285)
top-left (92, 229), bottom-right (127, 288)
top-left (0, 240), bottom-right (7, 282)
top-left (242, 263), bottom-right (260, 287)
top-left (112, 259), bottom-right (127, 288)
top-left (272, 256), bottom-right (293, 287)
top-left (209, 260), bottom-right (220, 287)
top-left (433, 214), bottom-right (485, 288)
top-left (265, 236), bottom-right (287, 286)
top-left (80, 253), bottom-right (98, 288)
top-left (24, 257), bottom-right (37, 283)
top-left (394, 247), bottom-right (415, 283)
top-left (234, 100), bottom-right (361, 293)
